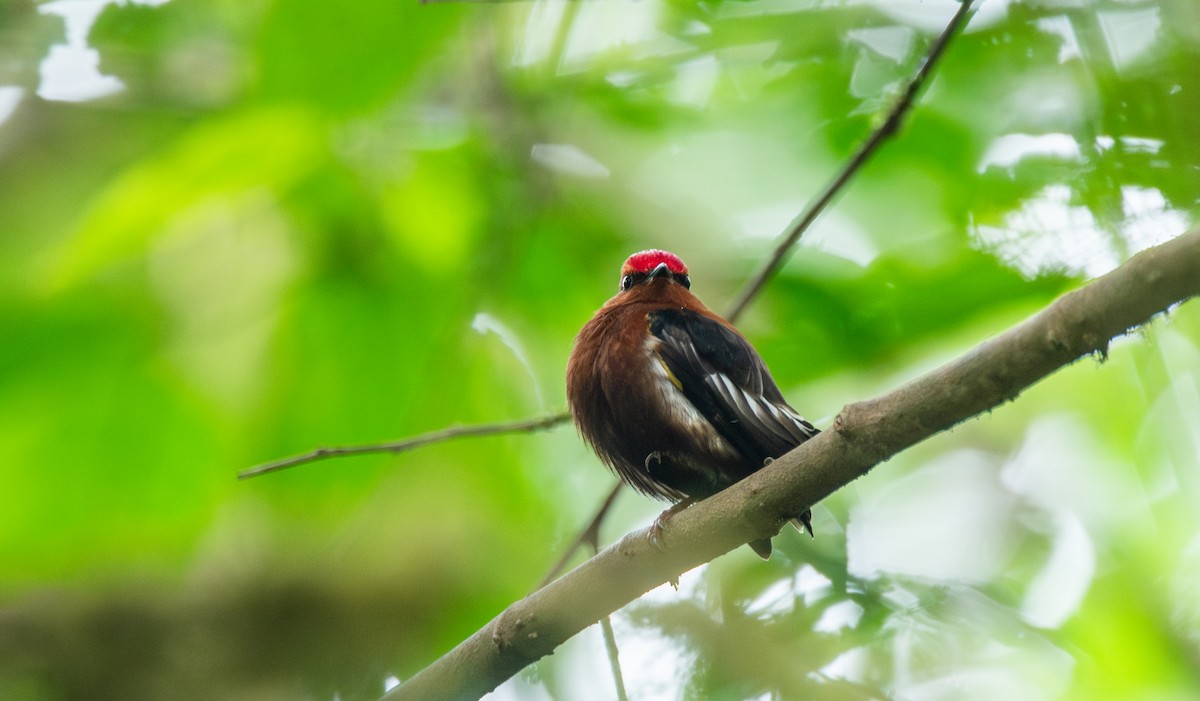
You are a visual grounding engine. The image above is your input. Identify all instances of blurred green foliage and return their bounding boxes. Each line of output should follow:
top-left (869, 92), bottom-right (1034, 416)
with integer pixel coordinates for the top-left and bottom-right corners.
top-left (0, 0), bottom-right (1198, 699)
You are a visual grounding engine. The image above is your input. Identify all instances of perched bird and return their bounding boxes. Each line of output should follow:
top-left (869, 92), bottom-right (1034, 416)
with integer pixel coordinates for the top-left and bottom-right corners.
top-left (566, 249), bottom-right (819, 558)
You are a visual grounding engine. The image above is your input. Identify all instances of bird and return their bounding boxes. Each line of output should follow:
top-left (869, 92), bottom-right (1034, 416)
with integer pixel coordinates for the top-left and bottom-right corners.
top-left (566, 249), bottom-right (819, 558)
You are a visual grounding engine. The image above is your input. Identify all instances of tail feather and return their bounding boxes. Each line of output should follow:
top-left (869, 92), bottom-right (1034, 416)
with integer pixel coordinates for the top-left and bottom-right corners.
top-left (748, 509), bottom-right (813, 559)
top-left (792, 509), bottom-right (814, 538)
top-left (747, 538), bottom-right (773, 559)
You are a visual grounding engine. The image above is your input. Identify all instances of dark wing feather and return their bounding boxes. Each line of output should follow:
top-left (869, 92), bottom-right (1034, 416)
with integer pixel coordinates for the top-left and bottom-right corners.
top-left (648, 309), bottom-right (818, 467)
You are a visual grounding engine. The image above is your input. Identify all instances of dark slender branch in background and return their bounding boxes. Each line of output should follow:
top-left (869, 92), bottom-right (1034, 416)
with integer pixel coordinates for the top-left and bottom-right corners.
top-left (537, 481), bottom-right (622, 590)
top-left (724, 0), bottom-right (977, 323)
top-left (382, 227), bottom-right (1200, 701)
top-left (237, 414), bottom-right (569, 479)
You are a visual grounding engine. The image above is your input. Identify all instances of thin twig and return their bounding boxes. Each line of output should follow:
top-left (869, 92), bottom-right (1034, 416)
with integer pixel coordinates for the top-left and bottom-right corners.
top-left (598, 614), bottom-right (629, 701)
top-left (725, 0), bottom-right (977, 323)
top-left (586, 504), bottom-right (630, 701)
top-left (238, 414), bottom-right (569, 479)
top-left (537, 481), bottom-right (622, 590)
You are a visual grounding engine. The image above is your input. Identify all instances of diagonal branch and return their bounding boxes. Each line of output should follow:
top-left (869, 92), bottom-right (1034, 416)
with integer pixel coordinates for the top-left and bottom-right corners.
top-left (725, 0), bottom-right (976, 323)
top-left (381, 226), bottom-right (1200, 701)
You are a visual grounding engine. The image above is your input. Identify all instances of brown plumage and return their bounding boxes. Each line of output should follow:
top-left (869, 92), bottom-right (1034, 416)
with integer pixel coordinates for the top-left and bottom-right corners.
top-left (566, 250), bottom-right (818, 558)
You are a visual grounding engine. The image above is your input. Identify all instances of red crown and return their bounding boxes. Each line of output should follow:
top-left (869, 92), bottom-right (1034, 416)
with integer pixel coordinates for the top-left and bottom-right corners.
top-left (621, 249), bottom-right (688, 277)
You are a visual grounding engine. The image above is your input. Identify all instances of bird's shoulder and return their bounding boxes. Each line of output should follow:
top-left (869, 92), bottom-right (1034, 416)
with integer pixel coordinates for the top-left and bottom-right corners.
top-left (646, 307), bottom-right (759, 390)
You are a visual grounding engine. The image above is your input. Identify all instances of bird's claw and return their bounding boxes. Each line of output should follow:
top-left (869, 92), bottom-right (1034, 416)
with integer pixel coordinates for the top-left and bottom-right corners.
top-left (648, 519), bottom-right (667, 552)
top-left (647, 496), bottom-right (695, 553)
top-left (644, 451), bottom-right (664, 479)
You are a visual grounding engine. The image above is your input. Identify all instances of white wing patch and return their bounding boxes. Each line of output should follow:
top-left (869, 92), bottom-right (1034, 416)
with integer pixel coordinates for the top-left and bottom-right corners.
top-left (706, 372), bottom-right (817, 445)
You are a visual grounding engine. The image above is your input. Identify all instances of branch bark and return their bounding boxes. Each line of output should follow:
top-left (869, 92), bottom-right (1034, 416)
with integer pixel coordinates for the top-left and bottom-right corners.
top-left (382, 225), bottom-right (1200, 701)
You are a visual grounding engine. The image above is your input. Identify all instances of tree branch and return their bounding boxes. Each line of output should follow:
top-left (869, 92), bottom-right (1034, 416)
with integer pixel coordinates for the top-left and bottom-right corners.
top-left (237, 414), bottom-right (569, 479)
top-left (382, 225), bottom-right (1200, 701)
top-left (725, 0), bottom-right (976, 323)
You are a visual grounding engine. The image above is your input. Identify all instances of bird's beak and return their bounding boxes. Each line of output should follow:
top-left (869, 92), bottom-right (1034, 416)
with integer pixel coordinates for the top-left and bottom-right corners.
top-left (648, 262), bottom-right (672, 281)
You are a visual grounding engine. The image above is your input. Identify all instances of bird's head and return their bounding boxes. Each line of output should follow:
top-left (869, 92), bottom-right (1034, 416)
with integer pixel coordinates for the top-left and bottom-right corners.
top-left (618, 249), bottom-right (691, 293)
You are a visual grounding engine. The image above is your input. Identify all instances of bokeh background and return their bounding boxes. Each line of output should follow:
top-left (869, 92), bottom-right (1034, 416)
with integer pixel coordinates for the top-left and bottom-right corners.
top-left (2, 0), bottom-right (1199, 699)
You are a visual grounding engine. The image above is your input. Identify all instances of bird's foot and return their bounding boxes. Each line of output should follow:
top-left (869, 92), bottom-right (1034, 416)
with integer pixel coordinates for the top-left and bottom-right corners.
top-left (648, 496), bottom-right (695, 552)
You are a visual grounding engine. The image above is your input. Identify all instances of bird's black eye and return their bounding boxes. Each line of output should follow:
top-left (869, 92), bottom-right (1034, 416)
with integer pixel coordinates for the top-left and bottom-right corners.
top-left (620, 275), bottom-right (633, 291)
top-left (678, 274), bottom-right (691, 289)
